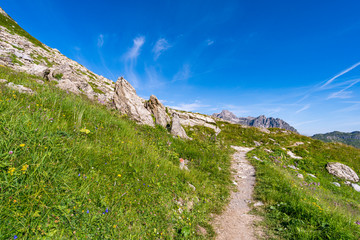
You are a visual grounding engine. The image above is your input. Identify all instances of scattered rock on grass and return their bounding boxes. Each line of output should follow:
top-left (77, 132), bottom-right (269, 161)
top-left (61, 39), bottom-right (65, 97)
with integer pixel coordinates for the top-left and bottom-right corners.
top-left (253, 156), bottom-right (263, 162)
top-left (351, 183), bottom-right (360, 192)
top-left (6, 82), bottom-right (35, 94)
top-left (188, 183), bottom-right (196, 191)
top-left (179, 158), bottom-right (189, 171)
top-left (344, 181), bottom-right (352, 186)
top-left (254, 201), bottom-right (264, 207)
top-left (307, 173), bottom-right (317, 178)
top-left (331, 182), bottom-right (341, 187)
top-left (288, 165), bottom-right (299, 170)
top-left (287, 150), bottom-right (302, 159)
top-left (326, 162), bottom-right (359, 182)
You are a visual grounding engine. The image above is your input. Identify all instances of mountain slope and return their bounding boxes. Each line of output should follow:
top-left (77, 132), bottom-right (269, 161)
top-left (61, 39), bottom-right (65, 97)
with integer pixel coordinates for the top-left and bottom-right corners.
top-left (312, 131), bottom-right (360, 148)
top-left (213, 110), bottom-right (298, 133)
top-left (1, 6), bottom-right (360, 240)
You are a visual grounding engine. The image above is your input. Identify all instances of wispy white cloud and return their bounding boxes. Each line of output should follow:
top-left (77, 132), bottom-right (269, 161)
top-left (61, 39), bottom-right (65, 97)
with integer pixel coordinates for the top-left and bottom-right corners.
top-left (172, 64), bottom-right (191, 82)
top-left (153, 38), bottom-right (171, 60)
top-left (321, 61), bottom-right (360, 88)
top-left (125, 36), bottom-right (145, 60)
top-left (206, 39), bottom-right (214, 46)
top-left (295, 104), bottom-right (310, 114)
top-left (335, 103), bottom-right (360, 113)
top-left (123, 36), bottom-right (146, 87)
top-left (169, 100), bottom-right (209, 112)
top-left (97, 34), bottom-right (104, 48)
top-left (327, 79), bottom-right (360, 99)
top-left (293, 119), bottom-right (322, 127)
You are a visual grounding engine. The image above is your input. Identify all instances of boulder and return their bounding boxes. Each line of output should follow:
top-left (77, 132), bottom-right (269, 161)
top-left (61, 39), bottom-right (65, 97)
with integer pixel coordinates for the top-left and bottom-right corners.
top-left (326, 162), bottom-right (359, 182)
top-left (145, 95), bottom-right (170, 127)
top-left (170, 113), bottom-right (189, 139)
top-left (351, 183), bottom-right (360, 192)
top-left (113, 77), bottom-right (154, 127)
top-left (6, 82), bottom-right (34, 94)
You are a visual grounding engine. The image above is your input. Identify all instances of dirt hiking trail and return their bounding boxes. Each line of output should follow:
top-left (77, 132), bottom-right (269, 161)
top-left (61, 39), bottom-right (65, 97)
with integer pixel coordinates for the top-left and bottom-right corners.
top-left (213, 146), bottom-right (263, 240)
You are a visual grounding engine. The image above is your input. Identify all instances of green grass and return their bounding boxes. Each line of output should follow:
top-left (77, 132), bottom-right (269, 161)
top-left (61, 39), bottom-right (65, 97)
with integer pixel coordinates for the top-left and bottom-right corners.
top-left (0, 66), bottom-right (232, 239)
top-left (246, 139), bottom-right (360, 239)
top-left (53, 73), bottom-right (63, 80)
top-left (0, 13), bottom-right (48, 51)
top-left (10, 53), bottom-right (24, 66)
top-left (30, 53), bottom-right (54, 67)
top-left (1, 60), bottom-right (360, 239)
top-left (88, 82), bottom-right (105, 95)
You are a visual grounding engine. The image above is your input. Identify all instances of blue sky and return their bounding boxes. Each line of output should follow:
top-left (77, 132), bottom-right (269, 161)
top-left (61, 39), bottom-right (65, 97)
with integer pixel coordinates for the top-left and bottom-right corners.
top-left (2, 0), bottom-right (360, 135)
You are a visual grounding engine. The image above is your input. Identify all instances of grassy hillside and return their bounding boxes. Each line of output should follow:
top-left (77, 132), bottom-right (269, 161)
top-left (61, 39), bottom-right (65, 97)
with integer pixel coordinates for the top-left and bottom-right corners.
top-left (0, 66), bottom-right (233, 239)
top-left (188, 122), bottom-right (360, 239)
top-left (313, 131), bottom-right (360, 149)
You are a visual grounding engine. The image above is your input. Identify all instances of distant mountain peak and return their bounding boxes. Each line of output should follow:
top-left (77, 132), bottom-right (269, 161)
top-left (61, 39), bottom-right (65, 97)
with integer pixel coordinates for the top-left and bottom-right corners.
top-left (213, 109), bottom-right (298, 133)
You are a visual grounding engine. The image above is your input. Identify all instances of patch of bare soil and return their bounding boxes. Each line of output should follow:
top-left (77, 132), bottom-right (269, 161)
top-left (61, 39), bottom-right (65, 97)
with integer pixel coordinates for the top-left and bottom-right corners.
top-left (212, 146), bottom-right (263, 240)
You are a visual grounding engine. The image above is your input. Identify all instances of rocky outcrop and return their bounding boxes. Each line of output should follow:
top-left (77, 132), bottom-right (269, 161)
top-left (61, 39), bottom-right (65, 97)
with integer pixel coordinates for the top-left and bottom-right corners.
top-left (0, 7), bottom-right (224, 139)
top-left (171, 109), bottom-right (221, 135)
top-left (145, 95), bottom-right (170, 128)
top-left (171, 113), bottom-right (190, 139)
top-left (113, 77), bottom-right (155, 127)
top-left (326, 162), bottom-right (359, 182)
top-left (0, 8), bottom-right (115, 105)
top-left (213, 110), bottom-right (298, 133)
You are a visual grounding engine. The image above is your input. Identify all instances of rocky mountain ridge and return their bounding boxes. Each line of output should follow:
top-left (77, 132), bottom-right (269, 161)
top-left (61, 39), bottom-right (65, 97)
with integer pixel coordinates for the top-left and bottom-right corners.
top-left (213, 110), bottom-right (298, 133)
top-left (0, 7), bottom-right (220, 139)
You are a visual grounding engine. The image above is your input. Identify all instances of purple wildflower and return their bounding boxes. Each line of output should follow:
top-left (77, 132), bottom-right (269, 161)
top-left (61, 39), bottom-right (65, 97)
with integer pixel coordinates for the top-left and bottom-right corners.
top-left (78, 173), bottom-right (81, 177)
top-left (356, 221), bottom-right (360, 225)
top-left (87, 210), bottom-right (89, 213)
top-left (14, 236), bottom-right (18, 239)
top-left (9, 151), bottom-right (13, 155)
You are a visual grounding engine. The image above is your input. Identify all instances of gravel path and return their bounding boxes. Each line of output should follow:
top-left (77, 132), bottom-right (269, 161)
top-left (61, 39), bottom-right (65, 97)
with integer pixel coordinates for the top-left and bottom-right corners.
top-left (213, 146), bottom-right (262, 240)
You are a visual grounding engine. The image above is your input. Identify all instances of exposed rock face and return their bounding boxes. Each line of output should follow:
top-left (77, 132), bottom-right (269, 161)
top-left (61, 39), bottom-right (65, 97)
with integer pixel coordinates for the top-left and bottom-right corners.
top-left (171, 113), bottom-right (189, 139)
top-left (145, 95), bottom-right (170, 128)
top-left (213, 110), bottom-right (298, 133)
top-left (113, 77), bottom-right (155, 127)
top-left (0, 8), bottom-right (115, 104)
top-left (171, 109), bottom-right (221, 135)
top-left (326, 162), bottom-right (359, 182)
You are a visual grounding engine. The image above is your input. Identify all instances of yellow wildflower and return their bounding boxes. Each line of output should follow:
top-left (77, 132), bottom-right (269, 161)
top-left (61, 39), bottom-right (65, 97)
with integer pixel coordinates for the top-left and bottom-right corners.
top-left (118, 174), bottom-right (121, 177)
top-left (80, 128), bottom-right (91, 134)
top-left (19, 144), bottom-right (25, 147)
top-left (21, 164), bottom-right (29, 174)
top-left (8, 167), bottom-right (15, 175)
